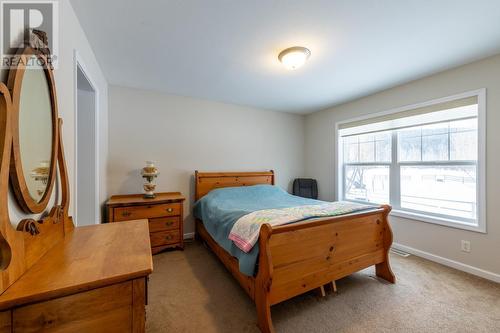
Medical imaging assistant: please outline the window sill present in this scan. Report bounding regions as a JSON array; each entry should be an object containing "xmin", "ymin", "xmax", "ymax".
[{"xmin": 390, "ymin": 209, "xmax": 486, "ymax": 233}]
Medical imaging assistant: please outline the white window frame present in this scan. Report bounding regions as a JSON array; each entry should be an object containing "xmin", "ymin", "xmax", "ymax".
[{"xmin": 335, "ymin": 89, "xmax": 486, "ymax": 233}]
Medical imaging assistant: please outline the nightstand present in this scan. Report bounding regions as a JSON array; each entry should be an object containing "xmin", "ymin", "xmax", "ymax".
[{"xmin": 107, "ymin": 192, "xmax": 185, "ymax": 254}]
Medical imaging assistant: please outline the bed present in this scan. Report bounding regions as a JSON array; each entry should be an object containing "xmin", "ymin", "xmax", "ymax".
[{"xmin": 194, "ymin": 170, "xmax": 395, "ymax": 333}]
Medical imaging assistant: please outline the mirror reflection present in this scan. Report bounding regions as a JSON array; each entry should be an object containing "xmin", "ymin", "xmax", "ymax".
[{"xmin": 19, "ymin": 64, "xmax": 53, "ymax": 202}]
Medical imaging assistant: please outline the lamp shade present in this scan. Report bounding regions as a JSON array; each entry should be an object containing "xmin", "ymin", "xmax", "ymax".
[{"xmin": 278, "ymin": 46, "xmax": 311, "ymax": 70}]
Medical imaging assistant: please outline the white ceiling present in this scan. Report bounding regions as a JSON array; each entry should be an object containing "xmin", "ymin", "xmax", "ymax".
[{"xmin": 70, "ymin": 0, "xmax": 500, "ymax": 114}]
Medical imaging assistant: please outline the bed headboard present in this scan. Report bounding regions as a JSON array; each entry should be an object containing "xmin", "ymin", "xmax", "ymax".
[{"xmin": 194, "ymin": 170, "xmax": 275, "ymax": 201}]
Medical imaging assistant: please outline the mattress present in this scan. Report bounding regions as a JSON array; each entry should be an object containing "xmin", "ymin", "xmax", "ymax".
[{"xmin": 193, "ymin": 185, "xmax": 326, "ymax": 276}]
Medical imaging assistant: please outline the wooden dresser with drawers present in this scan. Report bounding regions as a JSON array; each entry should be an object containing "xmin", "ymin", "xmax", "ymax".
[{"xmin": 107, "ymin": 192, "xmax": 186, "ymax": 254}]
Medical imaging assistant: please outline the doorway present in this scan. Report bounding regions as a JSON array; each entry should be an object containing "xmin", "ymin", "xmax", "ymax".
[{"xmin": 75, "ymin": 53, "xmax": 99, "ymax": 226}]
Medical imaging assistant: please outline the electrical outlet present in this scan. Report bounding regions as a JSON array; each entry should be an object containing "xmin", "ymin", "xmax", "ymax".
[{"xmin": 461, "ymin": 240, "xmax": 471, "ymax": 253}]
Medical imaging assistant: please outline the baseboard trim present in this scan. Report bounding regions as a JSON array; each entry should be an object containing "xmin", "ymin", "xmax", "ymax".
[
  {"xmin": 392, "ymin": 242, "xmax": 500, "ymax": 283},
  {"xmin": 183, "ymin": 232, "xmax": 195, "ymax": 240}
]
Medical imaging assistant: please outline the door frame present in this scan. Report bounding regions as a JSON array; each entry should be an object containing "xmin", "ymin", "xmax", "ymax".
[{"xmin": 73, "ymin": 49, "xmax": 100, "ymax": 225}]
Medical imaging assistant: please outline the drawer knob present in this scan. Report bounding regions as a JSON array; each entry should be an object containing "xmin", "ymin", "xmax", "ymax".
[
  {"xmin": 166, "ymin": 221, "xmax": 174, "ymax": 226},
  {"xmin": 166, "ymin": 208, "xmax": 173, "ymax": 213},
  {"xmin": 122, "ymin": 211, "xmax": 131, "ymax": 217},
  {"xmin": 165, "ymin": 235, "xmax": 173, "ymax": 240}
]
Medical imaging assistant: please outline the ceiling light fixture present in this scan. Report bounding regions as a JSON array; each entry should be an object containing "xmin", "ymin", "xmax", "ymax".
[{"xmin": 278, "ymin": 46, "xmax": 311, "ymax": 70}]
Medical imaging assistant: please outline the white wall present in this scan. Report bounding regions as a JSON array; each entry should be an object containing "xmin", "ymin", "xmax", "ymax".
[
  {"xmin": 1, "ymin": 0, "xmax": 108, "ymax": 224},
  {"xmin": 59, "ymin": 0, "xmax": 108, "ymax": 222},
  {"xmin": 305, "ymin": 54, "xmax": 500, "ymax": 278},
  {"xmin": 108, "ymin": 85, "xmax": 305, "ymax": 233}
]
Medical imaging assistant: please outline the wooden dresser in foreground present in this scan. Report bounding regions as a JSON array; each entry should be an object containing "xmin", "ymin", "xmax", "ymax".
[
  {"xmin": 0, "ymin": 220, "xmax": 153, "ymax": 333},
  {"xmin": 107, "ymin": 192, "xmax": 186, "ymax": 254},
  {"xmin": 0, "ymin": 46, "xmax": 153, "ymax": 332}
]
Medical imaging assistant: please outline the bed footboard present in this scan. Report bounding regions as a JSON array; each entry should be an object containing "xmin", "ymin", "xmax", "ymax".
[
  {"xmin": 255, "ymin": 205, "xmax": 395, "ymax": 332},
  {"xmin": 195, "ymin": 206, "xmax": 395, "ymax": 333}
]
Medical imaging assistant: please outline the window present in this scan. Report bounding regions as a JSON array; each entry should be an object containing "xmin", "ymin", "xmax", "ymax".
[
  {"xmin": 337, "ymin": 90, "xmax": 486, "ymax": 232},
  {"xmin": 342, "ymin": 132, "xmax": 391, "ymax": 204}
]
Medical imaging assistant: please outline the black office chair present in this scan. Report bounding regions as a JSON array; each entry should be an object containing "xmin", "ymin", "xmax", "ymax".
[{"xmin": 292, "ymin": 178, "xmax": 318, "ymax": 199}]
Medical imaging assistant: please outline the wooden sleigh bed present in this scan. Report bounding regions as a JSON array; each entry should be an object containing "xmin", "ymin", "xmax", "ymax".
[{"xmin": 194, "ymin": 170, "xmax": 395, "ymax": 333}]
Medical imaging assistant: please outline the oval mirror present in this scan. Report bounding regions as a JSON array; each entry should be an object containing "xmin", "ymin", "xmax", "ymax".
[
  {"xmin": 19, "ymin": 65, "xmax": 53, "ymax": 202},
  {"xmin": 9, "ymin": 50, "xmax": 58, "ymax": 214}
]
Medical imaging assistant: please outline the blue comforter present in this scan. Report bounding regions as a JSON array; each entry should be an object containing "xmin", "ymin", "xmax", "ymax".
[{"xmin": 193, "ymin": 185, "xmax": 325, "ymax": 276}]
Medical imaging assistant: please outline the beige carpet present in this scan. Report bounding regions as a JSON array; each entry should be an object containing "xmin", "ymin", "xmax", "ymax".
[{"xmin": 146, "ymin": 241, "xmax": 500, "ymax": 333}]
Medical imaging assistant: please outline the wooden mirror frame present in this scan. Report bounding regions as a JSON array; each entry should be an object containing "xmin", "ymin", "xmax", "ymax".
[
  {"xmin": 7, "ymin": 47, "xmax": 59, "ymax": 214},
  {"xmin": 0, "ymin": 46, "xmax": 73, "ymax": 294}
]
